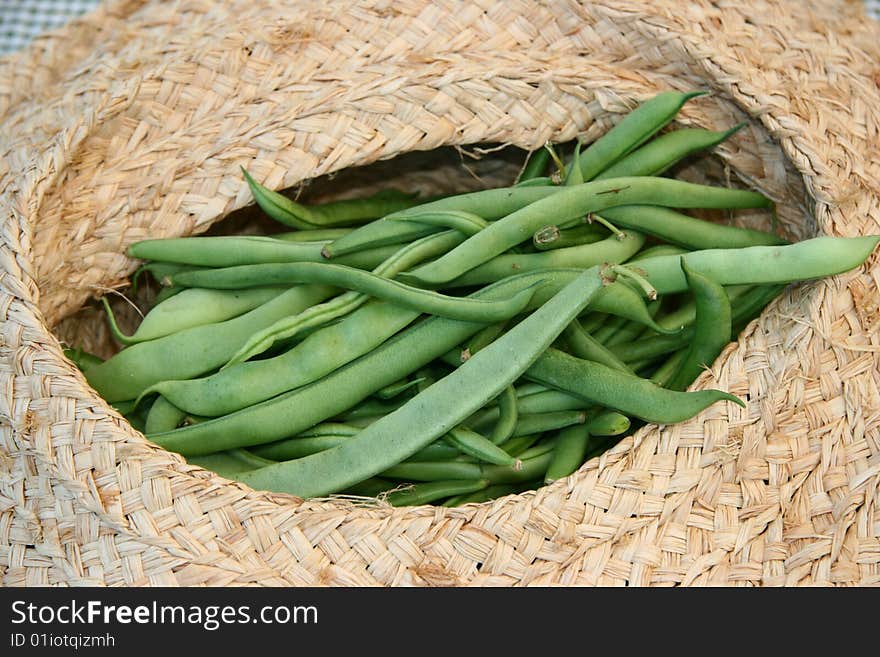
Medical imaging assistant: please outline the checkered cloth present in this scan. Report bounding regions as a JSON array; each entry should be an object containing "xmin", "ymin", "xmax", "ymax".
[{"xmin": 1, "ymin": 1, "xmax": 879, "ymax": 55}]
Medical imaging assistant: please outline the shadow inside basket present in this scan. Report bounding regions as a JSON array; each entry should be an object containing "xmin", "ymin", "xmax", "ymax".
[{"xmin": 55, "ymin": 136, "xmax": 801, "ymax": 508}]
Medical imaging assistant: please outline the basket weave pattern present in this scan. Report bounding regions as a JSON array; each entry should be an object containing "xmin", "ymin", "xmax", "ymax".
[{"xmin": 1, "ymin": 0, "xmax": 879, "ymax": 586}]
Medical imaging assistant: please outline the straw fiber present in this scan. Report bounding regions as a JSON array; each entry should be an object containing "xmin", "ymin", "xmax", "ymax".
[{"xmin": 1, "ymin": 0, "xmax": 879, "ymax": 586}]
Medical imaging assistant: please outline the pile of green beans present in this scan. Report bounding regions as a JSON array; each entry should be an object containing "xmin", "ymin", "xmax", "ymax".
[{"xmin": 67, "ymin": 90, "xmax": 880, "ymax": 508}]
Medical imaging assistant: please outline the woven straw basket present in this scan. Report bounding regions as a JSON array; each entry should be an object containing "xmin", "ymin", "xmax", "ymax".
[{"xmin": 2, "ymin": 0, "xmax": 880, "ymax": 587}]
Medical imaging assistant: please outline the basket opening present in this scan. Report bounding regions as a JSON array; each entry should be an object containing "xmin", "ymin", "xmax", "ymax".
[{"xmin": 55, "ymin": 133, "xmax": 794, "ymax": 507}]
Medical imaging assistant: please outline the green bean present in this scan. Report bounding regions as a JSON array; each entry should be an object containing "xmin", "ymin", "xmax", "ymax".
[
  {"xmin": 297, "ymin": 422, "xmax": 361, "ymax": 438},
  {"xmin": 533, "ymin": 224, "xmax": 606, "ymax": 251},
  {"xmin": 467, "ymin": 389, "xmax": 589, "ymax": 433},
  {"xmin": 586, "ymin": 410, "xmax": 631, "ymax": 436},
  {"xmin": 545, "ymin": 425, "xmax": 591, "ymax": 483},
  {"xmin": 488, "ymin": 385, "xmax": 518, "ymax": 445},
  {"xmin": 153, "ymin": 286, "xmax": 183, "ymax": 304},
  {"xmin": 628, "ymin": 244, "xmax": 689, "ymax": 261},
  {"xmin": 273, "ymin": 228, "xmax": 352, "ymax": 242},
  {"xmin": 511, "ymin": 410, "xmax": 587, "ymax": 437},
  {"xmin": 243, "ymin": 168, "xmax": 421, "ymax": 228},
  {"xmin": 518, "ymin": 146, "xmax": 552, "ymax": 183},
  {"xmin": 514, "ymin": 176, "xmax": 555, "ymax": 188},
  {"xmin": 64, "ymin": 347, "xmax": 104, "ymax": 374},
  {"xmin": 525, "ymin": 347, "xmax": 744, "ymax": 424},
  {"xmin": 563, "ymin": 319, "xmax": 634, "ymax": 373},
  {"xmin": 649, "ymin": 349, "xmax": 689, "ymax": 388},
  {"xmin": 444, "ymin": 426, "xmax": 517, "ymax": 467},
  {"xmin": 222, "ymin": 230, "xmax": 467, "ymax": 364},
  {"xmin": 323, "ymin": 185, "xmax": 560, "ymax": 258},
  {"xmin": 227, "ymin": 262, "xmax": 610, "ymax": 495},
  {"xmin": 575, "ymin": 90, "xmax": 707, "ymax": 181},
  {"xmin": 592, "ymin": 315, "xmax": 630, "ymax": 346},
  {"xmin": 86, "ymin": 284, "xmax": 338, "ymax": 402},
  {"xmin": 443, "ymin": 229, "xmax": 647, "ymax": 287},
  {"xmin": 128, "ymin": 235, "xmax": 400, "ymax": 268},
  {"xmin": 187, "ymin": 448, "xmax": 277, "ymax": 479},
  {"xmin": 375, "ymin": 377, "xmax": 425, "ymax": 400},
  {"xmin": 407, "ymin": 441, "xmax": 466, "ymax": 462},
  {"xmin": 602, "ymin": 300, "xmax": 662, "ymax": 348},
  {"xmin": 665, "ymin": 261, "xmax": 732, "ymax": 391},
  {"xmin": 599, "ymin": 205, "xmax": 787, "ymax": 250},
  {"xmin": 497, "ymin": 434, "xmax": 543, "ymax": 458},
  {"xmin": 148, "ymin": 271, "xmax": 562, "ymax": 457},
  {"xmin": 633, "ymin": 236, "xmax": 880, "ymax": 293},
  {"xmin": 386, "ymin": 479, "xmax": 490, "ymax": 507},
  {"xmin": 387, "ymin": 209, "xmax": 489, "ymax": 236},
  {"xmin": 171, "ymin": 261, "xmax": 542, "ymax": 326},
  {"xmin": 382, "ymin": 448, "xmax": 555, "ymax": 485},
  {"xmin": 250, "ymin": 434, "xmax": 352, "ymax": 460},
  {"xmin": 401, "ymin": 177, "xmax": 772, "ymax": 286},
  {"xmin": 594, "ymin": 124, "xmax": 745, "ymax": 180},
  {"xmin": 140, "ymin": 299, "xmax": 419, "ymax": 416},
  {"xmin": 145, "ymin": 396, "xmax": 187, "ymax": 434},
  {"xmin": 103, "ymin": 286, "xmax": 286, "ymax": 345}
]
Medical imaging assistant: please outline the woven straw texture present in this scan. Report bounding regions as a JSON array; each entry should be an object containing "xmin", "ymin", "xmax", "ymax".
[{"xmin": 1, "ymin": 0, "xmax": 880, "ymax": 587}]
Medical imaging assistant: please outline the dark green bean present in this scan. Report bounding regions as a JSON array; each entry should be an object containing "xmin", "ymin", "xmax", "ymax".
[
  {"xmin": 87, "ymin": 284, "xmax": 338, "ymax": 402},
  {"xmin": 401, "ymin": 177, "xmax": 772, "ymax": 286},
  {"xmin": 575, "ymin": 90, "xmax": 707, "ymax": 181},
  {"xmin": 544, "ymin": 425, "xmax": 590, "ymax": 483},
  {"xmin": 665, "ymin": 261, "xmax": 732, "ymax": 391},
  {"xmin": 525, "ymin": 347, "xmax": 744, "ymax": 424},
  {"xmin": 323, "ymin": 185, "xmax": 561, "ymax": 258},
  {"xmin": 593, "ymin": 124, "xmax": 745, "ymax": 180},
  {"xmin": 243, "ymin": 168, "xmax": 421, "ymax": 228}
]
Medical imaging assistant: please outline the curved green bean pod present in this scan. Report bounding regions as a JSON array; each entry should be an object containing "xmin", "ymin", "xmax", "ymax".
[
  {"xmin": 575, "ymin": 90, "xmax": 707, "ymax": 181},
  {"xmin": 148, "ymin": 270, "xmax": 572, "ymax": 457},
  {"xmin": 386, "ymin": 479, "xmax": 490, "ymax": 507},
  {"xmin": 187, "ymin": 449, "xmax": 277, "ymax": 479},
  {"xmin": 171, "ymin": 261, "xmax": 542, "ymax": 326},
  {"xmin": 140, "ymin": 299, "xmax": 420, "ymax": 417},
  {"xmin": 250, "ymin": 434, "xmax": 352, "ymax": 460},
  {"xmin": 665, "ymin": 261, "xmax": 732, "ymax": 391},
  {"xmin": 86, "ymin": 284, "xmax": 338, "ymax": 402},
  {"xmin": 634, "ymin": 235, "xmax": 880, "ymax": 293},
  {"xmin": 387, "ymin": 209, "xmax": 489, "ymax": 236},
  {"xmin": 488, "ymin": 385, "xmax": 518, "ymax": 445},
  {"xmin": 525, "ymin": 347, "xmax": 744, "ymax": 424},
  {"xmin": 586, "ymin": 410, "xmax": 631, "ymax": 436},
  {"xmin": 223, "ymin": 230, "xmax": 467, "ymax": 365},
  {"xmin": 103, "ymin": 286, "xmax": 286, "ymax": 345},
  {"xmin": 145, "ymin": 396, "xmax": 187, "ymax": 434},
  {"xmin": 381, "ymin": 448, "xmax": 555, "ymax": 485},
  {"xmin": 444, "ymin": 229, "xmax": 647, "ymax": 288},
  {"xmin": 511, "ymin": 410, "xmax": 587, "ymax": 437},
  {"xmin": 545, "ymin": 425, "xmax": 591, "ymax": 483},
  {"xmin": 649, "ymin": 349, "xmax": 689, "ymax": 388},
  {"xmin": 563, "ymin": 319, "xmax": 634, "ymax": 373},
  {"xmin": 64, "ymin": 347, "xmax": 104, "ymax": 374},
  {"xmin": 225, "ymin": 263, "xmax": 609, "ymax": 495},
  {"xmin": 243, "ymin": 168, "xmax": 421, "ymax": 228},
  {"xmin": 273, "ymin": 228, "xmax": 352, "ymax": 242},
  {"xmin": 518, "ymin": 146, "xmax": 552, "ymax": 183},
  {"xmin": 533, "ymin": 224, "xmax": 606, "ymax": 251},
  {"xmin": 594, "ymin": 124, "xmax": 745, "ymax": 180},
  {"xmin": 401, "ymin": 176, "xmax": 772, "ymax": 286},
  {"xmin": 445, "ymin": 426, "xmax": 517, "ymax": 467},
  {"xmin": 323, "ymin": 185, "xmax": 560, "ymax": 258},
  {"xmin": 128, "ymin": 235, "xmax": 400, "ymax": 269},
  {"xmin": 599, "ymin": 205, "xmax": 787, "ymax": 250}
]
